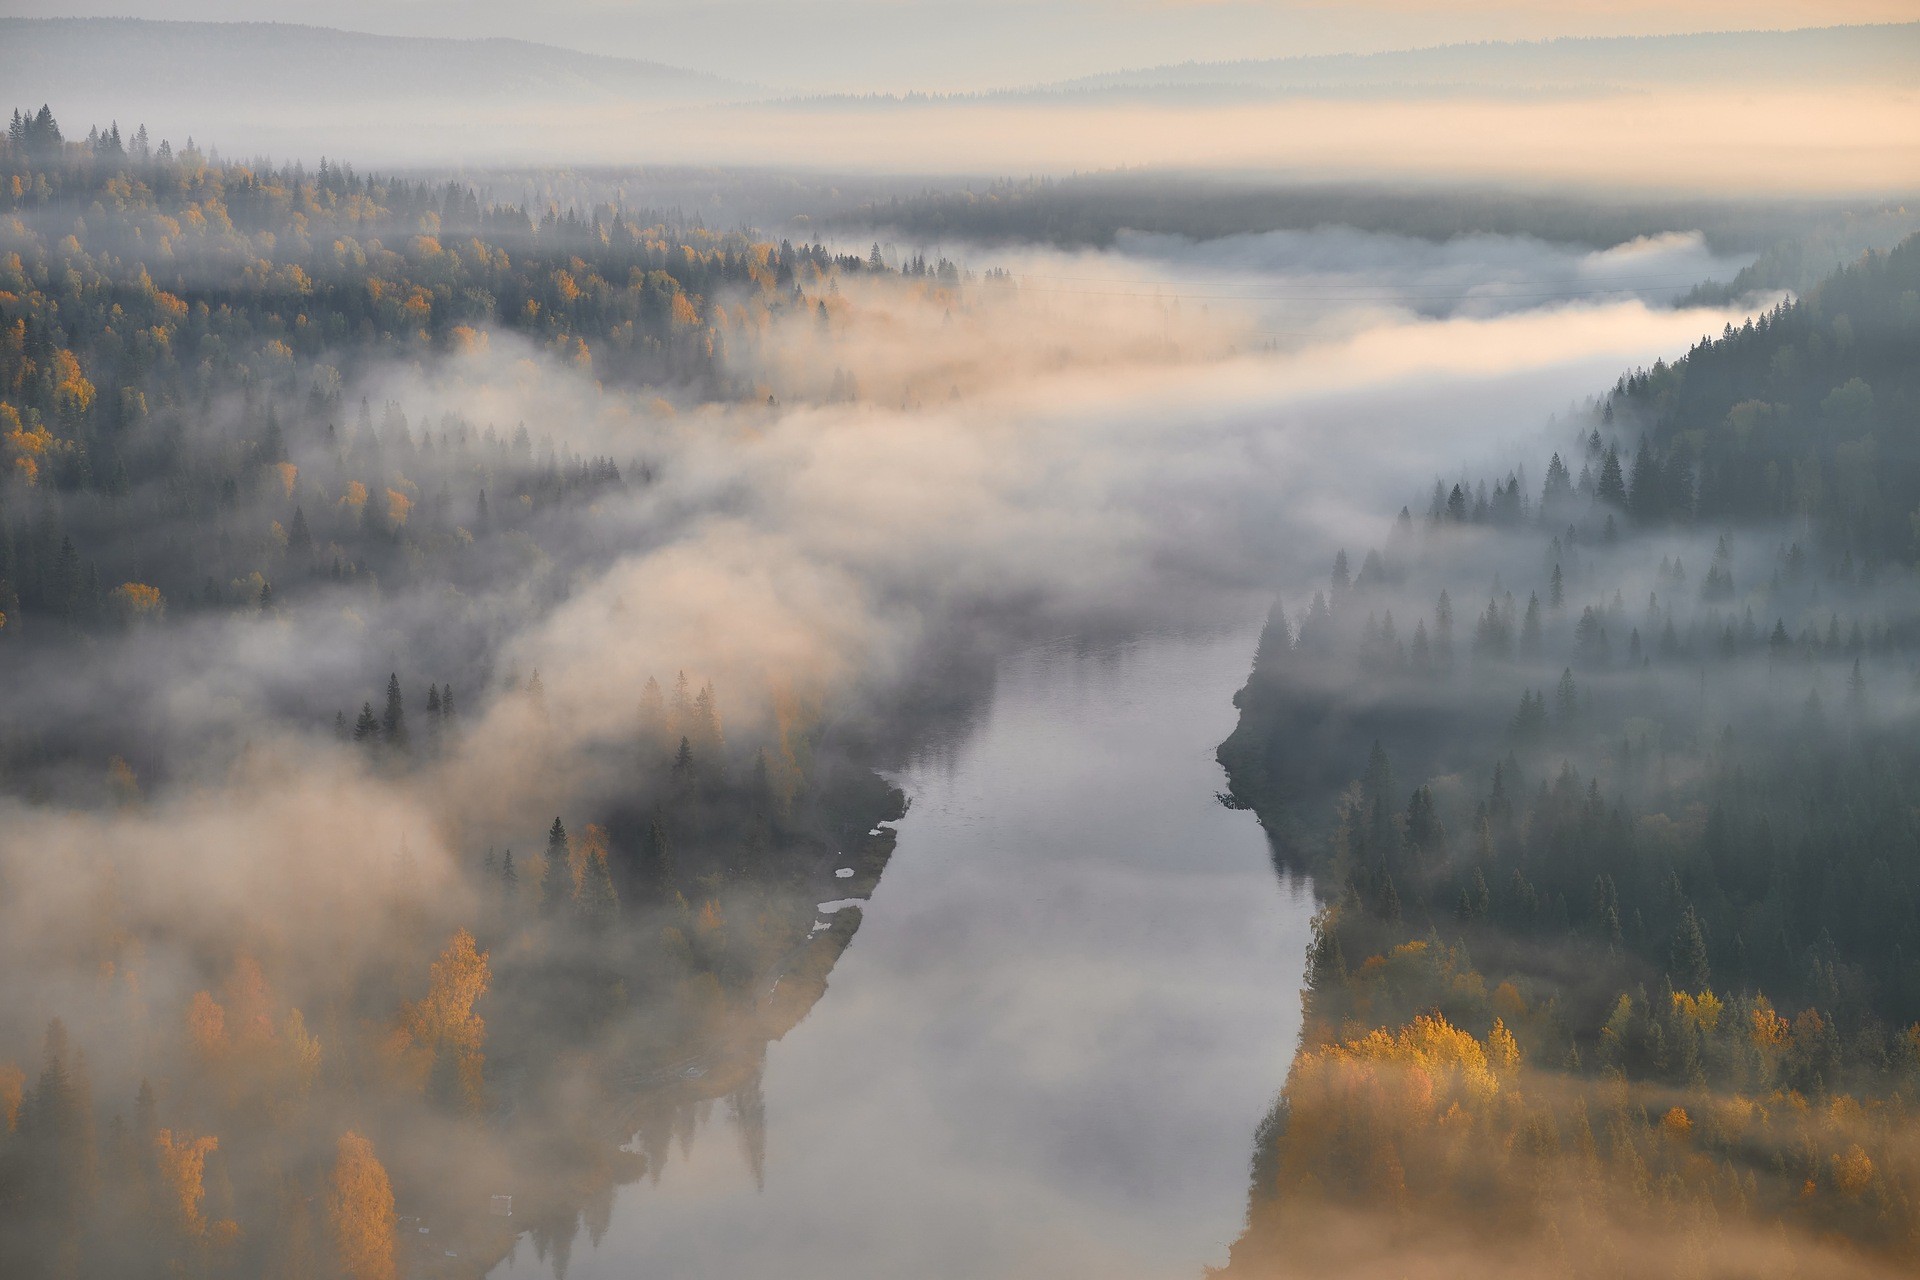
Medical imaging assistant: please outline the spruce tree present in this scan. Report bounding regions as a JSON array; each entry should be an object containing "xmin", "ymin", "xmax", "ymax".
[
  {"xmin": 642, "ymin": 816, "xmax": 675, "ymax": 896},
  {"xmin": 1670, "ymin": 905, "xmax": 1711, "ymax": 992},
  {"xmin": 288, "ymin": 506, "xmax": 313, "ymax": 557},
  {"xmin": 1596, "ymin": 444, "xmax": 1627, "ymax": 506},
  {"xmin": 382, "ymin": 674, "xmax": 407, "ymax": 749},
  {"xmin": 540, "ymin": 818, "xmax": 568, "ymax": 914}
]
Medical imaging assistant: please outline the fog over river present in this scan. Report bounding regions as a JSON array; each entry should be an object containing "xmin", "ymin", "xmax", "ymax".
[
  {"xmin": 479, "ymin": 227, "xmax": 1776, "ymax": 1280},
  {"xmin": 492, "ymin": 625, "xmax": 1314, "ymax": 1279}
]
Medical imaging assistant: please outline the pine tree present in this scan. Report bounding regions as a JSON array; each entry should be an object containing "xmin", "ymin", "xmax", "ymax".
[
  {"xmin": 353, "ymin": 703, "xmax": 380, "ymax": 744},
  {"xmin": 1627, "ymin": 437, "xmax": 1660, "ymax": 520},
  {"xmin": 499, "ymin": 850, "xmax": 518, "ymax": 914},
  {"xmin": 1433, "ymin": 590, "xmax": 1454, "ymax": 669},
  {"xmin": 1404, "ymin": 786, "xmax": 1444, "ymax": 860},
  {"xmin": 1670, "ymin": 905, "xmax": 1711, "ymax": 992},
  {"xmin": 381, "ymin": 674, "xmax": 407, "ymax": 750},
  {"xmin": 691, "ymin": 680, "xmax": 725, "ymax": 761},
  {"xmin": 288, "ymin": 507, "xmax": 313, "ymax": 557},
  {"xmin": 1596, "ymin": 444, "xmax": 1627, "ymax": 506},
  {"xmin": 540, "ymin": 818, "xmax": 568, "ymax": 914},
  {"xmin": 1555, "ymin": 668, "xmax": 1578, "ymax": 722},
  {"xmin": 641, "ymin": 816, "xmax": 675, "ymax": 896},
  {"xmin": 572, "ymin": 824, "xmax": 618, "ymax": 932}
]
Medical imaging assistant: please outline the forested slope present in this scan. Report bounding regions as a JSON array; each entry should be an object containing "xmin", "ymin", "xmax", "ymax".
[
  {"xmin": 0, "ymin": 109, "xmax": 928, "ymax": 1278},
  {"xmin": 1220, "ymin": 235, "xmax": 1920, "ymax": 1277}
]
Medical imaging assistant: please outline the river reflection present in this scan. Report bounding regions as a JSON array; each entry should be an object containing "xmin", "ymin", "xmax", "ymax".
[{"xmin": 490, "ymin": 624, "xmax": 1315, "ymax": 1279}]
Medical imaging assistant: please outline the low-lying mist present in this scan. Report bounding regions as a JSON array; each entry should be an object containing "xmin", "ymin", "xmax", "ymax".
[
  {"xmin": 0, "ymin": 224, "xmax": 1769, "ymax": 980},
  {"xmin": 0, "ymin": 156, "xmax": 1795, "ymax": 1275}
]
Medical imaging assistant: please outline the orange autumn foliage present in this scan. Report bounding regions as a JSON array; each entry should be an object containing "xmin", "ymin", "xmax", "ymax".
[
  {"xmin": 2, "ymin": 402, "xmax": 59, "ymax": 484},
  {"xmin": 0, "ymin": 1062, "xmax": 22, "ymax": 1131},
  {"xmin": 49, "ymin": 347, "xmax": 94, "ymax": 419},
  {"xmin": 188, "ymin": 990, "xmax": 228, "ymax": 1061},
  {"xmin": 155, "ymin": 1128, "xmax": 219, "ymax": 1235},
  {"xmin": 389, "ymin": 929, "xmax": 490, "ymax": 1108},
  {"xmin": 326, "ymin": 1132, "xmax": 396, "ymax": 1280},
  {"xmin": 111, "ymin": 582, "xmax": 166, "ymax": 621},
  {"xmin": 222, "ymin": 954, "xmax": 276, "ymax": 1049}
]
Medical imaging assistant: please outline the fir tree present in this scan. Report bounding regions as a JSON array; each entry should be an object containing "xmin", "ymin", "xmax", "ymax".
[
  {"xmin": 1596, "ymin": 444, "xmax": 1627, "ymax": 506},
  {"xmin": 540, "ymin": 818, "xmax": 568, "ymax": 914},
  {"xmin": 1670, "ymin": 904, "xmax": 1711, "ymax": 991},
  {"xmin": 382, "ymin": 674, "xmax": 407, "ymax": 750}
]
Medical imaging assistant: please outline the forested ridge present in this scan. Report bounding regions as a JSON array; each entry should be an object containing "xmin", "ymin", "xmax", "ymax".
[
  {"xmin": 836, "ymin": 169, "xmax": 1912, "ymax": 260},
  {"xmin": 0, "ymin": 105, "xmax": 973, "ymax": 789},
  {"xmin": 0, "ymin": 108, "xmax": 929, "ymax": 1278},
  {"xmin": 1220, "ymin": 234, "xmax": 1920, "ymax": 1276}
]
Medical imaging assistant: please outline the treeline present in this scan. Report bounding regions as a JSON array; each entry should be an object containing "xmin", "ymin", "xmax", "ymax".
[
  {"xmin": 0, "ymin": 105, "xmax": 979, "ymax": 798},
  {"xmin": 0, "ymin": 659, "xmax": 904, "ymax": 1278},
  {"xmin": 1611, "ymin": 234, "xmax": 1920, "ymax": 551},
  {"xmin": 0, "ymin": 111, "xmax": 922, "ymax": 1276},
  {"xmin": 835, "ymin": 170, "xmax": 1878, "ymax": 253},
  {"xmin": 1220, "ymin": 235, "xmax": 1920, "ymax": 1276}
]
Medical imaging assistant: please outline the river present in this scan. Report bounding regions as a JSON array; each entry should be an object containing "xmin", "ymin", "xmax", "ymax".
[{"xmin": 490, "ymin": 622, "xmax": 1317, "ymax": 1279}]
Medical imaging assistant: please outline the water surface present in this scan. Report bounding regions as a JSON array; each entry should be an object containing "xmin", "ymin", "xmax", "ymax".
[{"xmin": 493, "ymin": 624, "xmax": 1316, "ymax": 1279}]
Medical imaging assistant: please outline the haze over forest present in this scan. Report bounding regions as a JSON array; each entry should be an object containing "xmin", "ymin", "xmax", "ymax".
[
  {"xmin": 3, "ymin": 16, "xmax": 1917, "ymax": 182},
  {"xmin": 1, "ymin": 8, "xmax": 1919, "ymax": 1280}
]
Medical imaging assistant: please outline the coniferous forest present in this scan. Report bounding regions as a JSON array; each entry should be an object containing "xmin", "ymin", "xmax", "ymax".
[
  {"xmin": 2, "ymin": 12, "xmax": 1917, "ymax": 1280},
  {"xmin": 0, "ymin": 108, "xmax": 925, "ymax": 1277},
  {"xmin": 1219, "ymin": 233, "xmax": 1920, "ymax": 1278}
]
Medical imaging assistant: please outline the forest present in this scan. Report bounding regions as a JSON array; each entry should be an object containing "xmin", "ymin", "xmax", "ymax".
[
  {"xmin": 0, "ymin": 106, "xmax": 945, "ymax": 1277},
  {"xmin": 833, "ymin": 169, "xmax": 1918, "ymax": 266},
  {"xmin": 1218, "ymin": 233, "xmax": 1920, "ymax": 1276},
  {"xmin": 3, "ymin": 54, "xmax": 1917, "ymax": 1276}
]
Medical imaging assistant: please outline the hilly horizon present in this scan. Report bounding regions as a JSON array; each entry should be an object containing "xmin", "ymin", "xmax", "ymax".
[
  {"xmin": 6, "ymin": 5, "xmax": 1920, "ymax": 1280},
  {"xmin": 1022, "ymin": 22, "xmax": 1920, "ymax": 99},
  {"xmin": 10, "ymin": 16, "xmax": 1917, "ymax": 120},
  {"xmin": 0, "ymin": 17, "xmax": 753, "ymax": 125}
]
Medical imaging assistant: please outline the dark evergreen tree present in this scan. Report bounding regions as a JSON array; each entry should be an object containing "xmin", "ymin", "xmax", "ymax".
[
  {"xmin": 383, "ymin": 673, "xmax": 408, "ymax": 750},
  {"xmin": 540, "ymin": 817, "xmax": 569, "ymax": 915},
  {"xmin": 1669, "ymin": 905, "xmax": 1711, "ymax": 991}
]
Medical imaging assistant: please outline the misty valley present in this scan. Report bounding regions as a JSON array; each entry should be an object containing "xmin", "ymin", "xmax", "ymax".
[{"xmin": 1, "ymin": 14, "xmax": 1918, "ymax": 1279}]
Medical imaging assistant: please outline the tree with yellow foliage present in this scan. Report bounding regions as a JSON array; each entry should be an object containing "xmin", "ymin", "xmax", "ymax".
[
  {"xmin": 325, "ymin": 1132, "xmax": 396, "ymax": 1280},
  {"xmin": 0, "ymin": 1061, "xmax": 22, "ymax": 1131},
  {"xmin": 390, "ymin": 928, "xmax": 490, "ymax": 1112},
  {"xmin": 108, "ymin": 583, "xmax": 164, "ymax": 624},
  {"xmin": 154, "ymin": 1128, "xmax": 218, "ymax": 1236}
]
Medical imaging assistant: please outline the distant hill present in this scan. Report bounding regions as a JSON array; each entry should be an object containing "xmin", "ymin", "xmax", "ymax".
[
  {"xmin": 1035, "ymin": 24, "xmax": 1920, "ymax": 100},
  {"xmin": 0, "ymin": 18, "xmax": 749, "ymax": 136}
]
